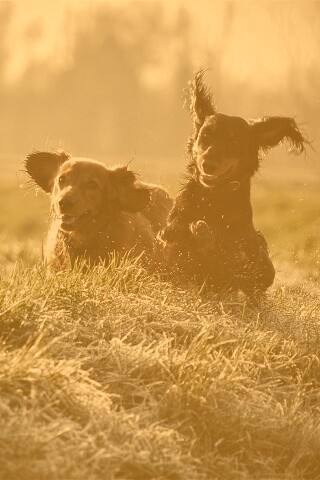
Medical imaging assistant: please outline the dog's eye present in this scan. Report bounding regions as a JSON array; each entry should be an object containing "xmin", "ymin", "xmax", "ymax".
[
  {"xmin": 58, "ymin": 175, "xmax": 66, "ymax": 186},
  {"xmin": 86, "ymin": 181, "xmax": 98, "ymax": 190}
]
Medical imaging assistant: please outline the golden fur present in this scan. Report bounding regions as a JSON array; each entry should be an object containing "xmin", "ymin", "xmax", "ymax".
[{"xmin": 25, "ymin": 151, "xmax": 173, "ymax": 269}]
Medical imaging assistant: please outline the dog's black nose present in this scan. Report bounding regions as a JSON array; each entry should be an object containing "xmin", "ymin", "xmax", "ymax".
[
  {"xmin": 202, "ymin": 158, "xmax": 218, "ymax": 175},
  {"xmin": 59, "ymin": 196, "xmax": 75, "ymax": 213}
]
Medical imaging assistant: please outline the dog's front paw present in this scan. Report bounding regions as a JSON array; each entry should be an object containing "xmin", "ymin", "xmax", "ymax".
[
  {"xmin": 157, "ymin": 221, "xmax": 189, "ymax": 244},
  {"xmin": 157, "ymin": 228, "xmax": 167, "ymax": 245},
  {"xmin": 157, "ymin": 225, "xmax": 176, "ymax": 244},
  {"xmin": 189, "ymin": 220, "xmax": 215, "ymax": 245}
]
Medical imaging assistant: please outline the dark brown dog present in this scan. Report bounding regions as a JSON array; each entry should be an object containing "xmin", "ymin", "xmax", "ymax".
[
  {"xmin": 25, "ymin": 151, "xmax": 173, "ymax": 270},
  {"xmin": 159, "ymin": 71, "xmax": 307, "ymax": 297}
]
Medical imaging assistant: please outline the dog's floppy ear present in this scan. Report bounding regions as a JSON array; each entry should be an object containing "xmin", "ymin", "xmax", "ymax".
[
  {"xmin": 110, "ymin": 165, "xmax": 151, "ymax": 213},
  {"xmin": 24, "ymin": 150, "xmax": 70, "ymax": 192},
  {"xmin": 250, "ymin": 117, "xmax": 306, "ymax": 154},
  {"xmin": 189, "ymin": 70, "xmax": 215, "ymax": 129}
]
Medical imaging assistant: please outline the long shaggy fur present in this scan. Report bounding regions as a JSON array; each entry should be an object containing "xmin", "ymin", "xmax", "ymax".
[
  {"xmin": 25, "ymin": 151, "xmax": 173, "ymax": 270},
  {"xmin": 187, "ymin": 70, "xmax": 216, "ymax": 156},
  {"xmin": 250, "ymin": 116, "xmax": 306, "ymax": 154},
  {"xmin": 159, "ymin": 71, "xmax": 308, "ymax": 297}
]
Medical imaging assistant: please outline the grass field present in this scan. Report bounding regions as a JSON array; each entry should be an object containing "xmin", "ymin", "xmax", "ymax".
[{"xmin": 1, "ymin": 154, "xmax": 320, "ymax": 479}]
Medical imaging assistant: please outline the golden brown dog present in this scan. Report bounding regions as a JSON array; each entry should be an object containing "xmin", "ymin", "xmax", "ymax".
[{"xmin": 25, "ymin": 150, "xmax": 173, "ymax": 269}]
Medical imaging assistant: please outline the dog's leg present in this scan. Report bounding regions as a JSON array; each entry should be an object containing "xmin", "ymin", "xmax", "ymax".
[
  {"xmin": 236, "ymin": 232, "xmax": 275, "ymax": 299},
  {"xmin": 157, "ymin": 220, "xmax": 191, "ymax": 244}
]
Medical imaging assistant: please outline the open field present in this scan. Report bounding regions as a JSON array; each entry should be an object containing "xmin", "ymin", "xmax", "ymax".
[
  {"xmin": 1, "ymin": 154, "xmax": 320, "ymax": 479},
  {"xmin": 1, "ymin": 1, "xmax": 320, "ymax": 478}
]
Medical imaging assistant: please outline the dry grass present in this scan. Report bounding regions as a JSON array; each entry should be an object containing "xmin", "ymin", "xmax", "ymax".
[
  {"xmin": 1, "ymin": 252, "xmax": 320, "ymax": 479},
  {"xmin": 1, "ymin": 164, "xmax": 320, "ymax": 479}
]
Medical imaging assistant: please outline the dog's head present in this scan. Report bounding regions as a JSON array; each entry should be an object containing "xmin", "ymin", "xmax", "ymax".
[
  {"xmin": 25, "ymin": 151, "xmax": 150, "ymax": 233},
  {"xmin": 188, "ymin": 70, "xmax": 307, "ymax": 188}
]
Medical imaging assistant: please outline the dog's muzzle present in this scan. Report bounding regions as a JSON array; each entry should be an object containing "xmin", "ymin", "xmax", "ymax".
[{"xmin": 59, "ymin": 211, "xmax": 91, "ymax": 231}]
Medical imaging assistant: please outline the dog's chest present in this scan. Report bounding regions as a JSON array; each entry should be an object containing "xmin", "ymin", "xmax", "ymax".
[
  {"xmin": 196, "ymin": 196, "xmax": 239, "ymax": 226},
  {"xmin": 195, "ymin": 192, "xmax": 248, "ymax": 227}
]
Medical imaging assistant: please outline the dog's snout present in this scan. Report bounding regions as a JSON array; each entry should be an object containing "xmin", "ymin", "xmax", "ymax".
[
  {"xmin": 59, "ymin": 196, "xmax": 75, "ymax": 213},
  {"xmin": 201, "ymin": 158, "xmax": 218, "ymax": 175}
]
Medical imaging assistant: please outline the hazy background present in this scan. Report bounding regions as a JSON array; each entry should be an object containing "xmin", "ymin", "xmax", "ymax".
[
  {"xmin": 1, "ymin": 1, "xmax": 319, "ymax": 174},
  {"xmin": 1, "ymin": 0, "xmax": 320, "ymax": 272}
]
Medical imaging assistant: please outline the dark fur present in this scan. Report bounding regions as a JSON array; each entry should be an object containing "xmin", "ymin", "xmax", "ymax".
[{"xmin": 159, "ymin": 71, "xmax": 307, "ymax": 296}]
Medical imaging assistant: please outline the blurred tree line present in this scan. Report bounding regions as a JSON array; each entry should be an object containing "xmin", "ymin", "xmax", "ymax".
[
  {"xmin": 0, "ymin": 3, "xmax": 192, "ymax": 159},
  {"xmin": 0, "ymin": 1, "xmax": 319, "ymax": 163}
]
